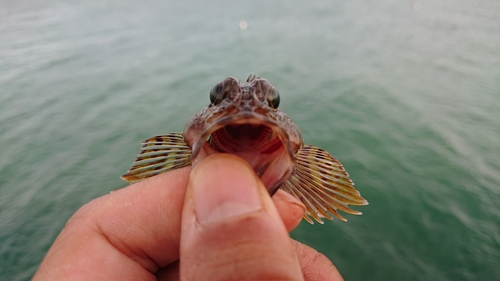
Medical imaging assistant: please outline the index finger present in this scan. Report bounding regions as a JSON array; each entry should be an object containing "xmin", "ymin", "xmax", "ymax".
[{"xmin": 32, "ymin": 167, "xmax": 191, "ymax": 280}]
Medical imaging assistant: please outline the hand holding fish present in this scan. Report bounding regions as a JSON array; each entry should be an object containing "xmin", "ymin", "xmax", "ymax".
[{"xmin": 33, "ymin": 154, "xmax": 343, "ymax": 280}]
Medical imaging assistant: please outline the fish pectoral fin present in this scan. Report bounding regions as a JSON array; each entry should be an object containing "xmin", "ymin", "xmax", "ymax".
[
  {"xmin": 280, "ymin": 144, "xmax": 368, "ymax": 224},
  {"xmin": 121, "ymin": 133, "xmax": 192, "ymax": 183}
]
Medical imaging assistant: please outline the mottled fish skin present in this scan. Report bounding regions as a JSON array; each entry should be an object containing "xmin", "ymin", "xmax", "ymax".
[{"xmin": 122, "ymin": 75, "xmax": 368, "ymax": 224}]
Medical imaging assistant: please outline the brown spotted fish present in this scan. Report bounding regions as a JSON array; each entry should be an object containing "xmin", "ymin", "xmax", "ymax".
[{"xmin": 122, "ymin": 75, "xmax": 368, "ymax": 224}]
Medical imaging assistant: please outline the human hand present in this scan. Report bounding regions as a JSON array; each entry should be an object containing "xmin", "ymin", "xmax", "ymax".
[{"xmin": 32, "ymin": 154, "xmax": 343, "ymax": 280}]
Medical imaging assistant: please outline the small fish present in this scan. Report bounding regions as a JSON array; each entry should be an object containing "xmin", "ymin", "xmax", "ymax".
[{"xmin": 122, "ymin": 75, "xmax": 368, "ymax": 224}]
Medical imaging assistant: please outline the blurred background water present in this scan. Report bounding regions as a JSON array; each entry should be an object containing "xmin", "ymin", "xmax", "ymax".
[{"xmin": 1, "ymin": 0, "xmax": 499, "ymax": 280}]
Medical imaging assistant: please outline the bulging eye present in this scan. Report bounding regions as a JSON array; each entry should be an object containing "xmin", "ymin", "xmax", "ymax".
[
  {"xmin": 210, "ymin": 83, "xmax": 224, "ymax": 105},
  {"xmin": 268, "ymin": 87, "xmax": 280, "ymax": 109}
]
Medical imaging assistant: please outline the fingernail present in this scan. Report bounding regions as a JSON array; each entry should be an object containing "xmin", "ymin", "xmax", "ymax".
[
  {"xmin": 190, "ymin": 155, "xmax": 262, "ymax": 224},
  {"xmin": 274, "ymin": 190, "xmax": 306, "ymax": 214}
]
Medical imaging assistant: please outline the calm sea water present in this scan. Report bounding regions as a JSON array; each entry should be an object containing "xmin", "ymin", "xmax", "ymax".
[{"xmin": 1, "ymin": 0, "xmax": 499, "ymax": 280}]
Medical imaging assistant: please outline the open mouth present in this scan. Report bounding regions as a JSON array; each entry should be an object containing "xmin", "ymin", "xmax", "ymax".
[
  {"xmin": 209, "ymin": 124, "xmax": 283, "ymax": 155},
  {"xmin": 190, "ymin": 115, "xmax": 296, "ymax": 194}
]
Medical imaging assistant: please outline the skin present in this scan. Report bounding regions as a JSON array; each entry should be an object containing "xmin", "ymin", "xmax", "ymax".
[{"xmin": 32, "ymin": 154, "xmax": 344, "ymax": 281}]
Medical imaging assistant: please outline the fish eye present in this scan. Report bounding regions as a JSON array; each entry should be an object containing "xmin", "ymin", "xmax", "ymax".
[
  {"xmin": 268, "ymin": 87, "xmax": 280, "ymax": 109},
  {"xmin": 210, "ymin": 83, "xmax": 224, "ymax": 105}
]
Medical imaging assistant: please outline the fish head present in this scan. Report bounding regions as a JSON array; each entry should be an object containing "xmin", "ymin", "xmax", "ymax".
[{"xmin": 183, "ymin": 75, "xmax": 303, "ymax": 194}]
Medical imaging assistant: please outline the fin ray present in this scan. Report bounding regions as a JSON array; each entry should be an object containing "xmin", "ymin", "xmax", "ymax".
[
  {"xmin": 122, "ymin": 133, "xmax": 192, "ymax": 183},
  {"xmin": 281, "ymin": 144, "xmax": 368, "ymax": 224}
]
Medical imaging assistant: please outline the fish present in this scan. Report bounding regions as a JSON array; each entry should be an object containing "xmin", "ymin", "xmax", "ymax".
[{"xmin": 122, "ymin": 75, "xmax": 368, "ymax": 224}]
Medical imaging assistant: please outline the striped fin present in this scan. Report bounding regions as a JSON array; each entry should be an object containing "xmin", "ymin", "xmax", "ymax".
[
  {"xmin": 280, "ymin": 144, "xmax": 368, "ymax": 224},
  {"xmin": 121, "ymin": 133, "xmax": 192, "ymax": 183}
]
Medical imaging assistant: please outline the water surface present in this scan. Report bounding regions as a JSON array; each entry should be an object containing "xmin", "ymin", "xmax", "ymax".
[{"xmin": 1, "ymin": 0, "xmax": 499, "ymax": 280}]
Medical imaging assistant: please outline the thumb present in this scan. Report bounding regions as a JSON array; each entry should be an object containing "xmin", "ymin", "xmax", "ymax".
[{"xmin": 180, "ymin": 154, "xmax": 304, "ymax": 281}]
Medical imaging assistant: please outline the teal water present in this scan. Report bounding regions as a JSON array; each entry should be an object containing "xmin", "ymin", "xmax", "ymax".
[{"xmin": 1, "ymin": 0, "xmax": 499, "ymax": 280}]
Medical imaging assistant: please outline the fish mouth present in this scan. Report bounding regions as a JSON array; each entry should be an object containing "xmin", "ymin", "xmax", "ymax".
[{"xmin": 191, "ymin": 113, "xmax": 296, "ymax": 194}]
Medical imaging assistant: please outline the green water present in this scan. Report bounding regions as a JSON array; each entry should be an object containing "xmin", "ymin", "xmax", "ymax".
[{"xmin": 1, "ymin": 0, "xmax": 499, "ymax": 280}]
